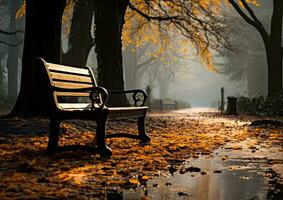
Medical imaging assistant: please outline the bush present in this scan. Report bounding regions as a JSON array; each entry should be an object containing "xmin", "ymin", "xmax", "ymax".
[{"xmin": 237, "ymin": 91, "xmax": 283, "ymax": 116}]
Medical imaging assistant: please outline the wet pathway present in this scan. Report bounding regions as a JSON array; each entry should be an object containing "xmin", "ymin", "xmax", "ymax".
[
  {"xmin": 0, "ymin": 108, "xmax": 282, "ymax": 199},
  {"xmin": 120, "ymin": 108, "xmax": 283, "ymax": 199},
  {"xmin": 121, "ymin": 151, "xmax": 282, "ymax": 200}
]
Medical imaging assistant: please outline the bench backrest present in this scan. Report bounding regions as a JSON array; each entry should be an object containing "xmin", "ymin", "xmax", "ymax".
[{"xmin": 39, "ymin": 58, "xmax": 99, "ymax": 109}]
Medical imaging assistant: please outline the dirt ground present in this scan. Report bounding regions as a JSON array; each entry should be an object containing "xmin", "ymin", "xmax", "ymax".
[{"xmin": 0, "ymin": 109, "xmax": 282, "ymax": 199}]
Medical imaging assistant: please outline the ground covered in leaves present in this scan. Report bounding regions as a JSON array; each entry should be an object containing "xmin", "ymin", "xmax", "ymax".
[{"xmin": 0, "ymin": 111, "xmax": 282, "ymax": 199}]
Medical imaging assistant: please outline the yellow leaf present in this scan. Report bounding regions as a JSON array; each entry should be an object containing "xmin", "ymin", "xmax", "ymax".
[
  {"xmin": 141, "ymin": 175, "xmax": 149, "ymax": 181},
  {"xmin": 106, "ymin": 180, "xmax": 127, "ymax": 185},
  {"xmin": 128, "ymin": 179, "xmax": 140, "ymax": 185}
]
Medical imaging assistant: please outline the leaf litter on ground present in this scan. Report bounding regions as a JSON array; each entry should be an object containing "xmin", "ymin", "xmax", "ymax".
[{"xmin": 0, "ymin": 112, "xmax": 282, "ymax": 199}]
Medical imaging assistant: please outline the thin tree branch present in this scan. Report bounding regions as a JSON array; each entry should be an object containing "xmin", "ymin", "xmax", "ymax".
[
  {"xmin": 128, "ymin": 2, "xmax": 180, "ymax": 21},
  {"xmin": 228, "ymin": 0, "xmax": 258, "ymax": 27},
  {"xmin": 240, "ymin": 0, "xmax": 262, "ymax": 26},
  {"xmin": 137, "ymin": 44, "xmax": 150, "ymax": 59},
  {"xmin": 228, "ymin": 0, "xmax": 269, "ymax": 44},
  {"xmin": 137, "ymin": 57, "xmax": 156, "ymax": 68},
  {"xmin": 0, "ymin": 29, "xmax": 24, "ymax": 35},
  {"xmin": 137, "ymin": 58, "xmax": 159, "ymax": 73},
  {"xmin": 0, "ymin": 40, "xmax": 22, "ymax": 47},
  {"xmin": 128, "ymin": 0, "xmax": 231, "ymax": 54}
]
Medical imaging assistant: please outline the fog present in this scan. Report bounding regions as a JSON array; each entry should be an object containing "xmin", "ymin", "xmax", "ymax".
[
  {"xmin": 163, "ymin": 62, "xmax": 246, "ymax": 107},
  {"xmin": 0, "ymin": 0, "xmax": 276, "ymax": 112},
  {"xmin": 123, "ymin": 0, "xmax": 273, "ymax": 108}
]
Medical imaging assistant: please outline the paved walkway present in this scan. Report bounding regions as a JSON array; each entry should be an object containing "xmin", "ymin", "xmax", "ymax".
[{"xmin": 0, "ymin": 108, "xmax": 282, "ymax": 199}]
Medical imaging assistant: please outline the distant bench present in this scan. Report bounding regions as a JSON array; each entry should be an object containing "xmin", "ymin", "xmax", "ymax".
[
  {"xmin": 149, "ymin": 99, "xmax": 178, "ymax": 111},
  {"xmin": 38, "ymin": 58, "xmax": 150, "ymax": 157}
]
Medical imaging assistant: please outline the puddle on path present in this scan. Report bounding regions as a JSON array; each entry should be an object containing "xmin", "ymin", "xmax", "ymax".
[{"xmin": 109, "ymin": 152, "xmax": 282, "ymax": 200}]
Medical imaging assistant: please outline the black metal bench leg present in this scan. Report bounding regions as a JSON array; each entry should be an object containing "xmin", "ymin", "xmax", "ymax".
[
  {"xmin": 96, "ymin": 111, "xmax": 112, "ymax": 157},
  {"xmin": 138, "ymin": 116, "xmax": 150, "ymax": 143},
  {"xmin": 46, "ymin": 118, "xmax": 60, "ymax": 155}
]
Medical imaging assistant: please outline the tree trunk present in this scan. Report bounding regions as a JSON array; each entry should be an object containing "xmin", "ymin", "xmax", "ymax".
[
  {"xmin": 247, "ymin": 66, "xmax": 267, "ymax": 97},
  {"xmin": 267, "ymin": 0, "xmax": 283, "ymax": 95},
  {"xmin": 62, "ymin": 0, "xmax": 94, "ymax": 67},
  {"xmin": 94, "ymin": 0, "xmax": 129, "ymax": 106},
  {"xmin": 6, "ymin": 0, "xmax": 21, "ymax": 101},
  {"xmin": 157, "ymin": 69, "xmax": 171, "ymax": 99},
  {"xmin": 10, "ymin": 0, "xmax": 66, "ymax": 116},
  {"xmin": 226, "ymin": 97, "xmax": 238, "ymax": 115},
  {"xmin": 124, "ymin": 44, "xmax": 138, "ymax": 89}
]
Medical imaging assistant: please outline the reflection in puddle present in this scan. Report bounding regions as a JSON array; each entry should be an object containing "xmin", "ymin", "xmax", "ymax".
[{"xmin": 120, "ymin": 156, "xmax": 282, "ymax": 200}]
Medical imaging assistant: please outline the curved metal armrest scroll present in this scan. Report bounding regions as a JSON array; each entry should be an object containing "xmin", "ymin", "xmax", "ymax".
[
  {"xmin": 108, "ymin": 89, "xmax": 147, "ymax": 106},
  {"xmin": 89, "ymin": 87, "xmax": 109, "ymax": 109}
]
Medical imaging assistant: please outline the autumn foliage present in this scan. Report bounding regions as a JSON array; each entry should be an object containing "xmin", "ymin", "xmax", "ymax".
[{"xmin": 15, "ymin": 0, "xmax": 262, "ymax": 72}]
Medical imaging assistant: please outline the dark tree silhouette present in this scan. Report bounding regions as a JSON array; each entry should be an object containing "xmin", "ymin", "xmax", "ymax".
[
  {"xmin": 62, "ymin": 0, "xmax": 94, "ymax": 67},
  {"xmin": 11, "ymin": 0, "xmax": 66, "ymax": 116},
  {"xmin": 228, "ymin": 0, "xmax": 283, "ymax": 95},
  {"xmin": 62, "ymin": 0, "xmax": 130, "ymax": 106},
  {"xmin": 94, "ymin": 0, "xmax": 129, "ymax": 106}
]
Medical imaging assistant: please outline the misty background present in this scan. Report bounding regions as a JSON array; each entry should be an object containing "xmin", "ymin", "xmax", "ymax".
[{"xmin": 0, "ymin": 0, "xmax": 275, "ymax": 109}]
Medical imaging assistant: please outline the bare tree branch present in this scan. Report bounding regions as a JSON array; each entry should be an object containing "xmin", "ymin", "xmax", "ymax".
[
  {"xmin": 228, "ymin": 0, "xmax": 257, "ymax": 27},
  {"xmin": 137, "ymin": 44, "xmax": 150, "ymax": 59},
  {"xmin": 0, "ymin": 29, "xmax": 24, "ymax": 35},
  {"xmin": 128, "ymin": 2, "xmax": 180, "ymax": 21},
  {"xmin": 240, "ymin": 0, "xmax": 263, "ymax": 26},
  {"xmin": 228, "ymin": 0, "xmax": 269, "ymax": 45},
  {"xmin": 138, "ymin": 58, "xmax": 159, "ymax": 73},
  {"xmin": 137, "ymin": 57, "xmax": 156, "ymax": 68},
  {"xmin": 228, "ymin": 0, "xmax": 267, "ymax": 33},
  {"xmin": 0, "ymin": 40, "xmax": 22, "ymax": 47}
]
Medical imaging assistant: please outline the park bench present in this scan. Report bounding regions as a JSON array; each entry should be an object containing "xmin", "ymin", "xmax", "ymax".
[
  {"xmin": 38, "ymin": 58, "xmax": 150, "ymax": 157},
  {"xmin": 149, "ymin": 99, "xmax": 178, "ymax": 111}
]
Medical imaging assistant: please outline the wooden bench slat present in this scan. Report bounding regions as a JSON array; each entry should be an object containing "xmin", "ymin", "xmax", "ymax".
[
  {"xmin": 58, "ymin": 103, "xmax": 91, "ymax": 110},
  {"xmin": 54, "ymin": 91, "xmax": 90, "ymax": 97},
  {"xmin": 47, "ymin": 63, "xmax": 90, "ymax": 76},
  {"xmin": 50, "ymin": 72, "xmax": 93, "ymax": 84},
  {"xmin": 52, "ymin": 81, "xmax": 93, "ymax": 89},
  {"xmin": 57, "ymin": 104, "xmax": 148, "ymax": 111}
]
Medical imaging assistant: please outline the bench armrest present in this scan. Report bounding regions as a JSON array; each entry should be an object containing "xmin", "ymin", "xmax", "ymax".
[
  {"xmin": 108, "ymin": 89, "xmax": 147, "ymax": 106},
  {"xmin": 51, "ymin": 86, "xmax": 109, "ymax": 108}
]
